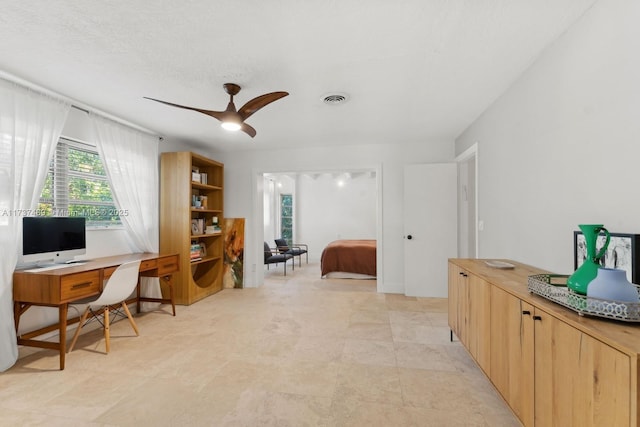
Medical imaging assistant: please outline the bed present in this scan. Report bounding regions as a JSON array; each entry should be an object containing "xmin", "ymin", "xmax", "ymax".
[{"xmin": 320, "ymin": 239, "xmax": 376, "ymax": 278}]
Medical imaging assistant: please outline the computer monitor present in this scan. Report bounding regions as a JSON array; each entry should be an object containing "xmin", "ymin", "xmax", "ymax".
[{"xmin": 21, "ymin": 216, "xmax": 86, "ymax": 265}]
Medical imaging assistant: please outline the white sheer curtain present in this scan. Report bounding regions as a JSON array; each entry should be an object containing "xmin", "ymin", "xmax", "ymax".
[
  {"xmin": 0, "ymin": 78, "xmax": 70, "ymax": 371},
  {"xmin": 90, "ymin": 113, "xmax": 161, "ymax": 304}
]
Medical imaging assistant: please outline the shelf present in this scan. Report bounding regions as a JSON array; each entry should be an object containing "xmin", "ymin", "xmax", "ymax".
[
  {"xmin": 190, "ymin": 208, "xmax": 222, "ymax": 213},
  {"xmin": 191, "ymin": 182, "xmax": 222, "ymax": 191},
  {"xmin": 189, "ymin": 255, "xmax": 221, "ymax": 265},
  {"xmin": 191, "ymin": 233, "xmax": 221, "ymax": 239}
]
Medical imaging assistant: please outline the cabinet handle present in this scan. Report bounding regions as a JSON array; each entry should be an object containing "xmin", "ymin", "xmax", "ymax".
[
  {"xmin": 459, "ymin": 272, "xmax": 465, "ymax": 276},
  {"xmin": 522, "ymin": 310, "xmax": 531, "ymax": 315},
  {"xmin": 71, "ymin": 282, "xmax": 92, "ymax": 289},
  {"xmin": 533, "ymin": 315, "xmax": 542, "ymax": 321}
]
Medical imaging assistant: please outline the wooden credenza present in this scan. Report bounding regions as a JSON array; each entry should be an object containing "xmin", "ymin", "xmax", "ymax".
[
  {"xmin": 448, "ymin": 258, "xmax": 640, "ymax": 427},
  {"xmin": 13, "ymin": 252, "xmax": 179, "ymax": 370}
]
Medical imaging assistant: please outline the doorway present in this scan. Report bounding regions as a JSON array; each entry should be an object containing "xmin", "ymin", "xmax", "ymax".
[
  {"xmin": 252, "ymin": 167, "xmax": 383, "ymax": 290},
  {"xmin": 456, "ymin": 143, "xmax": 478, "ymax": 258}
]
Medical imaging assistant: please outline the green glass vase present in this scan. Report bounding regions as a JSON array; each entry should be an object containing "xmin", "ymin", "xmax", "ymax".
[{"xmin": 567, "ymin": 224, "xmax": 610, "ymax": 295}]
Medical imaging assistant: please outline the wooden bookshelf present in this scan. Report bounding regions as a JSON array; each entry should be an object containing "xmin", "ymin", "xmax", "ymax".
[{"xmin": 160, "ymin": 152, "xmax": 224, "ymax": 304}]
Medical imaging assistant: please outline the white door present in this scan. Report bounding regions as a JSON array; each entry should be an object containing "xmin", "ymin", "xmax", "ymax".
[{"xmin": 404, "ymin": 163, "xmax": 457, "ymax": 297}]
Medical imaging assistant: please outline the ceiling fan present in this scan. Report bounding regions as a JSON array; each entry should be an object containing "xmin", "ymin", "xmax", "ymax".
[{"xmin": 144, "ymin": 83, "xmax": 288, "ymax": 138}]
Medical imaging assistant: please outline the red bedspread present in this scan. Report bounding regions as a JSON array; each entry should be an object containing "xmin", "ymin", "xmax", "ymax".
[{"xmin": 320, "ymin": 239, "xmax": 376, "ymax": 277}]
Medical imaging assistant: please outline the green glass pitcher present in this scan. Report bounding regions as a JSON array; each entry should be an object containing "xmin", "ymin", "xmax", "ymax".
[{"xmin": 567, "ymin": 224, "xmax": 610, "ymax": 295}]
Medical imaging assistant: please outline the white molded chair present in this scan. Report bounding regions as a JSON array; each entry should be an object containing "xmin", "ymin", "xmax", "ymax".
[{"xmin": 68, "ymin": 260, "xmax": 141, "ymax": 353}]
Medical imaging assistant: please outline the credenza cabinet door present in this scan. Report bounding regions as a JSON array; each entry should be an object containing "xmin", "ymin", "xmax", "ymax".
[
  {"xmin": 534, "ymin": 309, "xmax": 631, "ymax": 427},
  {"xmin": 468, "ymin": 274, "xmax": 491, "ymax": 375},
  {"xmin": 448, "ymin": 263, "xmax": 469, "ymax": 343},
  {"xmin": 490, "ymin": 286, "xmax": 534, "ymax": 427},
  {"xmin": 448, "ymin": 263, "xmax": 492, "ymax": 376}
]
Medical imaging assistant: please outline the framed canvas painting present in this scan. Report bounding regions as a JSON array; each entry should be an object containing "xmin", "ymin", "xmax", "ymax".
[{"xmin": 574, "ymin": 231, "xmax": 640, "ymax": 283}]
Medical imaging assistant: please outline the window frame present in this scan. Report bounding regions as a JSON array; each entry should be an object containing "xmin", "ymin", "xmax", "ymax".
[
  {"xmin": 39, "ymin": 136, "xmax": 122, "ymax": 229},
  {"xmin": 280, "ymin": 193, "xmax": 293, "ymax": 246}
]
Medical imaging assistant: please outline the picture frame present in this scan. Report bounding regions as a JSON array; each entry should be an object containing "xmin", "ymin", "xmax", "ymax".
[
  {"xmin": 191, "ymin": 219, "xmax": 204, "ymax": 235},
  {"xmin": 574, "ymin": 231, "xmax": 640, "ymax": 284}
]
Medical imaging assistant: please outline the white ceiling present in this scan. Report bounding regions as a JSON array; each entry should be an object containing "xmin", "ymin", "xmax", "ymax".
[{"xmin": 0, "ymin": 0, "xmax": 597, "ymax": 152}]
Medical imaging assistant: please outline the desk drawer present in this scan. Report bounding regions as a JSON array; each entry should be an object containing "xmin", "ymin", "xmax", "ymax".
[
  {"xmin": 61, "ymin": 271, "xmax": 100, "ymax": 302},
  {"xmin": 140, "ymin": 259, "xmax": 157, "ymax": 271},
  {"xmin": 157, "ymin": 255, "xmax": 179, "ymax": 275}
]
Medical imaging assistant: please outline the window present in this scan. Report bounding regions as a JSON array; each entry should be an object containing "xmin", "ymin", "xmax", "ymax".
[
  {"xmin": 280, "ymin": 194, "xmax": 293, "ymax": 245},
  {"xmin": 39, "ymin": 137, "xmax": 121, "ymax": 227}
]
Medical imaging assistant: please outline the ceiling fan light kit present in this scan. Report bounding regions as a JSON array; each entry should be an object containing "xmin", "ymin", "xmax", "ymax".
[
  {"xmin": 144, "ymin": 83, "xmax": 288, "ymax": 138},
  {"xmin": 221, "ymin": 121, "xmax": 241, "ymax": 131}
]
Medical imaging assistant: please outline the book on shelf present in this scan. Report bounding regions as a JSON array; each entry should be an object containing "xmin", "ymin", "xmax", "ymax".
[{"xmin": 200, "ymin": 172, "xmax": 208, "ymax": 185}]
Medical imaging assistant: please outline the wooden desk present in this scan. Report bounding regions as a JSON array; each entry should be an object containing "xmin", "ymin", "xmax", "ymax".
[{"xmin": 13, "ymin": 252, "xmax": 179, "ymax": 370}]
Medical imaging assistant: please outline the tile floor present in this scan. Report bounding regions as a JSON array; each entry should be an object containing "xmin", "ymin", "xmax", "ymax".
[{"xmin": 1, "ymin": 262, "xmax": 520, "ymax": 426}]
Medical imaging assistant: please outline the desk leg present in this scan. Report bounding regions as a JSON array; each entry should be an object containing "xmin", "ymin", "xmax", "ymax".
[
  {"xmin": 137, "ymin": 274, "xmax": 176, "ymax": 316},
  {"xmin": 14, "ymin": 302, "xmax": 21, "ymax": 333},
  {"xmin": 59, "ymin": 304, "xmax": 68, "ymax": 370},
  {"xmin": 136, "ymin": 277, "xmax": 142, "ymax": 314},
  {"xmin": 162, "ymin": 275, "xmax": 176, "ymax": 317}
]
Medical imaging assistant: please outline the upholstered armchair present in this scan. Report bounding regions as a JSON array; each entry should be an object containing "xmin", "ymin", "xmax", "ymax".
[
  {"xmin": 274, "ymin": 238, "xmax": 308, "ymax": 267},
  {"xmin": 264, "ymin": 241, "xmax": 294, "ymax": 275}
]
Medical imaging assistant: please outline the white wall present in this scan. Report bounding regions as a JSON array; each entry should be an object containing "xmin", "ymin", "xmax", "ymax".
[
  {"xmin": 210, "ymin": 141, "xmax": 453, "ymax": 293},
  {"xmin": 455, "ymin": 0, "xmax": 640, "ymax": 275},
  {"xmin": 296, "ymin": 172, "xmax": 377, "ymax": 260}
]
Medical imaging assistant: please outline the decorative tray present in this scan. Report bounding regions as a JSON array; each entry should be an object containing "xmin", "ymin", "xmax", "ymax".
[
  {"xmin": 527, "ymin": 274, "xmax": 640, "ymax": 322},
  {"xmin": 484, "ymin": 260, "xmax": 515, "ymax": 269}
]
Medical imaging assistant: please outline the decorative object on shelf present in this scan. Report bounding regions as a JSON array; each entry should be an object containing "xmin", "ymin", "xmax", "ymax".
[
  {"xmin": 191, "ymin": 166, "xmax": 201, "ymax": 183},
  {"xmin": 587, "ymin": 268, "xmax": 640, "ymax": 303},
  {"xmin": 223, "ymin": 218, "xmax": 245, "ymax": 289},
  {"xmin": 190, "ymin": 218, "xmax": 204, "ymax": 235},
  {"xmin": 567, "ymin": 224, "xmax": 610, "ymax": 295},
  {"xmin": 528, "ymin": 274, "xmax": 640, "ymax": 322}
]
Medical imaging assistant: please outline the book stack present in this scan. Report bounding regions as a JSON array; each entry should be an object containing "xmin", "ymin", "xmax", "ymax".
[{"xmin": 190, "ymin": 242, "xmax": 202, "ymax": 262}]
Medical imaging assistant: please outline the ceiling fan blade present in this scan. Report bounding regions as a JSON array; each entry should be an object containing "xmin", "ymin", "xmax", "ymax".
[
  {"xmin": 144, "ymin": 97, "xmax": 225, "ymax": 121},
  {"xmin": 238, "ymin": 92, "xmax": 289, "ymax": 121},
  {"xmin": 240, "ymin": 122, "xmax": 257, "ymax": 138}
]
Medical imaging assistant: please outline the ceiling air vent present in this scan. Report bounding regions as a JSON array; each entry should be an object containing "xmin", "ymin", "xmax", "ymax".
[{"xmin": 322, "ymin": 93, "xmax": 349, "ymax": 105}]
